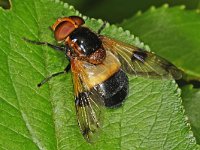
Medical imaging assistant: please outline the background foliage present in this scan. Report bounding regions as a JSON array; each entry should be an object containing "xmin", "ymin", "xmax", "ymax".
[{"xmin": 0, "ymin": 0, "xmax": 200, "ymax": 149}]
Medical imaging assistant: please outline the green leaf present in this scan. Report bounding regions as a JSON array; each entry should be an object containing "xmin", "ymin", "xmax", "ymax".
[
  {"xmin": 119, "ymin": 5, "xmax": 200, "ymax": 146},
  {"xmin": 182, "ymin": 85, "xmax": 200, "ymax": 144},
  {"xmin": 120, "ymin": 5, "xmax": 200, "ymax": 80},
  {"xmin": 0, "ymin": 1, "xmax": 198, "ymax": 149}
]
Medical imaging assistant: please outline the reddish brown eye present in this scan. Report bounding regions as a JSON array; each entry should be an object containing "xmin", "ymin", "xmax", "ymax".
[
  {"xmin": 69, "ymin": 16, "xmax": 85, "ymax": 26},
  {"xmin": 54, "ymin": 21, "xmax": 75, "ymax": 41}
]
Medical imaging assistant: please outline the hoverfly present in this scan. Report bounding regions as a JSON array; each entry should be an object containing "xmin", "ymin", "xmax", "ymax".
[{"xmin": 23, "ymin": 16, "xmax": 182, "ymax": 142}]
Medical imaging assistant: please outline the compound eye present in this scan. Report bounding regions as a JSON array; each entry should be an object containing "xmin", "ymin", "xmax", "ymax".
[
  {"xmin": 69, "ymin": 16, "xmax": 85, "ymax": 26},
  {"xmin": 54, "ymin": 21, "xmax": 75, "ymax": 41}
]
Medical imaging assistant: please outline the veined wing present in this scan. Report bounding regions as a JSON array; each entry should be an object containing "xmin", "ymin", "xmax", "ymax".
[
  {"xmin": 100, "ymin": 36, "xmax": 182, "ymax": 79},
  {"xmin": 71, "ymin": 59, "xmax": 105, "ymax": 142}
]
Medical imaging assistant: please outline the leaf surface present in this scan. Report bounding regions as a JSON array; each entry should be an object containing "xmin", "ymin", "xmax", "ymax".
[
  {"xmin": 0, "ymin": 1, "xmax": 197, "ymax": 149},
  {"xmin": 119, "ymin": 5, "xmax": 200, "ymax": 145},
  {"xmin": 182, "ymin": 85, "xmax": 200, "ymax": 144}
]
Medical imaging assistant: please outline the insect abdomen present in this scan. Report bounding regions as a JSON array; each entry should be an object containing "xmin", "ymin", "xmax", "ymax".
[{"xmin": 94, "ymin": 69, "xmax": 128, "ymax": 107}]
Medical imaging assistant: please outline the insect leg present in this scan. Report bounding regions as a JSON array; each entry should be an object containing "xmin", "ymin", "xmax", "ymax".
[
  {"xmin": 37, "ymin": 63, "xmax": 71, "ymax": 87},
  {"xmin": 97, "ymin": 21, "xmax": 107, "ymax": 34},
  {"xmin": 22, "ymin": 37, "xmax": 65, "ymax": 52}
]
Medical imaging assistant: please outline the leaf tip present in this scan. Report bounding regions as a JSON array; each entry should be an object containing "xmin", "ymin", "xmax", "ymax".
[
  {"xmin": 136, "ymin": 10, "xmax": 142, "ymax": 16},
  {"xmin": 196, "ymin": 9, "xmax": 200, "ymax": 14},
  {"xmin": 82, "ymin": 15, "xmax": 88, "ymax": 21},
  {"xmin": 124, "ymin": 30, "xmax": 131, "ymax": 36},
  {"xmin": 134, "ymin": 37, "xmax": 145, "ymax": 48},
  {"xmin": 63, "ymin": 3, "xmax": 69, "ymax": 8},
  {"xmin": 144, "ymin": 45, "xmax": 151, "ymax": 52},
  {"xmin": 97, "ymin": 18, "xmax": 104, "ymax": 24},
  {"xmin": 54, "ymin": 0, "xmax": 62, "ymax": 4},
  {"xmin": 162, "ymin": 3, "xmax": 169, "ymax": 9},
  {"xmin": 179, "ymin": 5, "xmax": 186, "ymax": 10},
  {"xmin": 187, "ymin": 130, "xmax": 196, "ymax": 144},
  {"xmin": 150, "ymin": 6, "xmax": 156, "ymax": 12}
]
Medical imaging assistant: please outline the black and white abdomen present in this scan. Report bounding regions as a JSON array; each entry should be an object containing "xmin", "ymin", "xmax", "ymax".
[{"xmin": 94, "ymin": 69, "xmax": 128, "ymax": 107}]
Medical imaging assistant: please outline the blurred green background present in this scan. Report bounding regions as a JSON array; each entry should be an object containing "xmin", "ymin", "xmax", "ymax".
[
  {"xmin": 66, "ymin": 0, "xmax": 200, "ymax": 23},
  {"xmin": 1, "ymin": 0, "xmax": 200, "ymax": 23}
]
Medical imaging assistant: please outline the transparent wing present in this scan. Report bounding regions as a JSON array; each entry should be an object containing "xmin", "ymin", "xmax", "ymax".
[
  {"xmin": 71, "ymin": 60, "xmax": 104, "ymax": 142},
  {"xmin": 75, "ymin": 89, "xmax": 103, "ymax": 142},
  {"xmin": 100, "ymin": 36, "xmax": 182, "ymax": 79}
]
